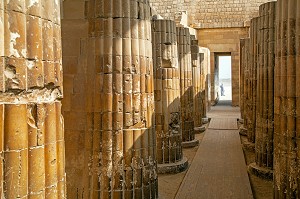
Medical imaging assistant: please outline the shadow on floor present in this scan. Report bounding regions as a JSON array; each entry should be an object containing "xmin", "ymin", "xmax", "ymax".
[{"xmin": 216, "ymin": 100, "xmax": 232, "ymax": 106}]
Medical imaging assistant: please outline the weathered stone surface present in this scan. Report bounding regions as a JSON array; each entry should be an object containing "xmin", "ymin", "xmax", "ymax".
[
  {"xmin": 245, "ymin": 17, "xmax": 259, "ymax": 144},
  {"xmin": 150, "ymin": 0, "xmax": 275, "ymax": 29},
  {"xmin": 198, "ymin": 47, "xmax": 211, "ymax": 115},
  {"xmin": 0, "ymin": 1, "xmax": 65, "ymax": 198},
  {"xmin": 240, "ymin": 5, "xmax": 276, "ymax": 171},
  {"xmin": 177, "ymin": 27, "xmax": 196, "ymax": 145},
  {"xmin": 254, "ymin": 1, "xmax": 276, "ymax": 171},
  {"xmin": 202, "ymin": 117, "xmax": 209, "ymax": 124},
  {"xmin": 248, "ymin": 163, "xmax": 273, "ymax": 180},
  {"xmin": 157, "ymin": 157, "xmax": 188, "ymax": 174},
  {"xmin": 239, "ymin": 39, "xmax": 246, "ymax": 120},
  {"xmin": 240, "ymin": 38, "xmax": 251, "ymax": 138},
  {"xmin": 274, "ymin": 0, "xmax": 300, "ymax": 197},
  {"xmin": 182, "ymin": 139, "xmax": 199, "ymax": 148},
  {"xmin": 62, "ymin": 0, "xmax": 158, "ymax": 198},
  {"xmin": 191, "ymin": 37, "xmax": 204, "ymax": 128},
  {"xmin": 197, "ymin": 28, "xmax": 249, "ymax": 106},
  {"xmin": 194, "ymin": 126, "xmax": 206, "ymax": 134},
  {"xmin": 152, "ymin": 19, "xmax": 184, "ymax": 170},
  {"xmin": 239, "ymin": 126, "xmax": 247, "ymax": 136}
]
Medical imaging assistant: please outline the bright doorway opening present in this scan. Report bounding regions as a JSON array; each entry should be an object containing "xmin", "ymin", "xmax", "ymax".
[{"xmin": 217, "ymin": 55, "xmax": 232, "ymax": 102}]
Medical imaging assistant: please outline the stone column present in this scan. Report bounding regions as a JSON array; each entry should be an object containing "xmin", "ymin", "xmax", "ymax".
[
  {"xmin": 199, "ymin": 47, "xmax": 211, "ymax": 119},
  {"xmin": 240, "ymin": 39, "xmax": 245, "ymax": 121},
  {"xmin": 63, "ymin": 0, "xmax": 158, "ymax": 198},
  {"xmin": 246, "ymin": 17, "xmax": 259, "ymax": 146},
  {"xmin": 176, "ymin": 27, "xmax": 199, "ymax": 148},
  {"xmin": 243, "ymin": 38, "xmax": 251, "ymax": 138},
  {"xmin": 61, "ymin": 1, "xmax": 91, "ymax": 197},
  {"xmin": 239, "ymin": 38, "xmax": 247, "ymax": 135},
  {"xmin": 241, "ymin": 38, "xmax": 250, "ymax": 135},
  {"xmin": 199, "ymin": 52, "xmax": 206, "ymax": 119},
  {"xmin": 152, "ymin": 19, "xmax": 188, "ymax": 174},
  {"xmin": 0, "ymin": 0, "xmax": 65, "ymax": 198},
  {"xmin": 274, "ymin": 0, "xmax": 300, "ymax": 197},
  {"xmin": 93, "ymin": 1, "xmax": 158, "ymax": 195},
  {"xmin": 191, "ymin": 36, "xmax": 206, "ymax": 133},
  {"xmin": 248, "ymin": 2, "xmax": 276, "ymax": 179}
]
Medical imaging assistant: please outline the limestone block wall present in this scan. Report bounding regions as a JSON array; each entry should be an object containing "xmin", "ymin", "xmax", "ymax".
[
  {"xmin": 197, "ymin": 28, "xmax": 249, "ymax": 106},
  {"xmin": 0, "ymin": 0, "xmax": 65, "ymax": 198},
  {"xmin": 150, "ymin": 0, "xmax": 275, "ymax": 28}
]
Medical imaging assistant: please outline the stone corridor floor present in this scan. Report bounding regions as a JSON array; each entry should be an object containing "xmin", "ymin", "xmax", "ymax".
[{"xmin": 174, "ymin": 105, "xmax": 253, "ymax": 199}]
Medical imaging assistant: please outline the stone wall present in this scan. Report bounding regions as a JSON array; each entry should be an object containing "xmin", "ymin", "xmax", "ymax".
[
  {"xmin": 197, "ymin": 27, "xmax": 249, "ymax": 106},
  {"xmin": 150, "ymin": 0, "xmax": 275, "ymax": 28}
]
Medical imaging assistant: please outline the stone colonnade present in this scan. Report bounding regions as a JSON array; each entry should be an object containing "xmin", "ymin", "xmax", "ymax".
[
  {"xmin": 240, "ymin": 0, "xmax": 300, "ymax": 197},
  {"xmin": 152, "ymin": 19, "xmax": 188, "ymax": 174},
  {"xmin": 0, "ymin": 0, "xmax": 209, "ymax": 198}
]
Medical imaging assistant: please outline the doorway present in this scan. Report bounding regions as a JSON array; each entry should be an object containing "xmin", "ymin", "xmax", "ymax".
[{"xmin": 216, "ymin": 54, "xmax": 232, "ymax": 105}]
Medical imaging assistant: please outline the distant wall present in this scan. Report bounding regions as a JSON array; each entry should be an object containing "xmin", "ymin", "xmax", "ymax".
[
  {"xmin": 150, "ymin": 0, "xmax": 275, "ymax": 28},
  {"xmin": 197, "ymin": 27, "xmax": 249, "ymax": 106}
]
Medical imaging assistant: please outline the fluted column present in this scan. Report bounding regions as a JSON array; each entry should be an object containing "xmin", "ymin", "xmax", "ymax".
[
  {"xmin": 152, "ymin": 19, "xmax": 188, "ymax": 174},
  {"xmin": 176, "ymin": 27, "xmax": 198, "ymax": 148},
  {"xmin": 89, "ymin": 0, "xmax": 157, "ymax": 198},
  {"xmin": 247, "ymin": 17, "xmax": 259, "ymax": 144},
  {"xmin": 191, "ymin": 36, "xmax": 204, "ymax": 131},
  {"xmin": 240, "ymin": 39, "xmax": 246, "ymax": 121},
  {"xmin": 249, "ymin": 1, "xmax": 276, "ymax": 179},
  {"xmin": 241, "ymin": 38, "xmax": 250, "ymax": 136},
  {"xmin": 0, "ymin": 1, "xmax": 65, "ymax": 198},
  {"xmin": 63, "ymin": 0, "xmax": 158, "ymax": 198},
  {"xmin": 244, "ymin": 43, "xmax": 251, "ymax": 137},
  {"xmin": 199, "ymin": 47, "xmax": 210, "ymax": 120},
  {"xmin": 274, "ymin": 0, "xmax": 300, "ymax": 197}
]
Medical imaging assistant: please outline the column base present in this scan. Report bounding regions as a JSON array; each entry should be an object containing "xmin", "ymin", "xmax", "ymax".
[
  {"xmin": 248, "ymin": 162, "xmax": 273, "ymax": 180},
  {"xmin": 242, "ymin": 140, "xmax": 255, "ymax": 152},
  {"xmin": 182, "ymin": 139, "xmax": 199, "ymax": 148},
  {"xmin": 194, "ymin": 126, "xmax": 206, "ymax": 134},
  {"xmin": 157, "ymin": 157, "xmax": 189, "ymax": 174},
  {"xmin": 238, "ymin": 118, "xmax": 244, "ymax": 124},
  {"xmin": 202, "ymin": 117, "xmax": 209, "ymax": 124},
  {"xmin": 239, "ymin": 127, "xmax": 247, "ymax": 136}
]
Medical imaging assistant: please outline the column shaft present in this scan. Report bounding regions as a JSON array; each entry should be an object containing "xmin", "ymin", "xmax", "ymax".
[
  {"xmin": 255, "ymin": 2, "xmax": 276, "ymax": 169},
  {"xmin": 274, "ymin": 0, "xmax": 300, "ymax": 197},
  {"xmin": 152, "ymin": 19, "xmax": 183, "ymax": 165},
  {"xmin": 176, "ymin": 27, "xmax": 196, "ymax": 145},
  {"xmin": 0, "ymin": 1, "xmax": 65, "ymax": 198}
]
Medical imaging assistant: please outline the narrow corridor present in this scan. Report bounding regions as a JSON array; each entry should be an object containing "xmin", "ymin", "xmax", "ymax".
[{"xmin": 175, "ymin": 106, "xmax": 253, "ymax": 199}]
